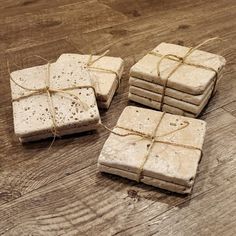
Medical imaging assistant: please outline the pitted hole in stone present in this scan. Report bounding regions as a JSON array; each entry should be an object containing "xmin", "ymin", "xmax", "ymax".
[
  {"xmin": 147, "ymin": 144, "xmax": 151, "ymax": 149},
  {"xmin": 170, "ymin": 122, "xmax": 177, "ymax": 126}
]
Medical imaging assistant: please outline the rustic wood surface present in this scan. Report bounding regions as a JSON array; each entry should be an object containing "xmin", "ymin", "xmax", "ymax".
[{"xmin": 0, "ymin": 0, "xmax": 236, "ymax": 235}]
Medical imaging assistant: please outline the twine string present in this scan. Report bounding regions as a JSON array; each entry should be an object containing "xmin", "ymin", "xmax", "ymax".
[{"xmin": 149, "ymin": 37, "xmax": 221, "ymax": 111}]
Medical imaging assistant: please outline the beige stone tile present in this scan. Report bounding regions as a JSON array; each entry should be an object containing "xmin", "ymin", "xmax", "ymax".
[
  {"xmin": 129, "ymin": 74, "xmax": 221, "ymax": 105},
  {"xmin": 98, "ymin": 164, "xmax": 191, "ymax": 194},
  {"xmin": 98, "ymin": 106, "xmax": 206, "ymax": 190},
  {"xmin": 128, "ymin": 93, "xmax": 195, "ymax": 118},
  {"xmin": 130, "ymin": 42, "xmax": 226, "ymax": 95},
  {"xmin": 10, "ymin": 57, "xmax": 100, "ymax": 142},
  {"xmin": 129, "ymin": 85, "xmax": 211, "ymax": 114}
]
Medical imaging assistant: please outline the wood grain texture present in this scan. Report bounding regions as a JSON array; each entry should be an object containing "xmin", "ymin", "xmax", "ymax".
[{"xmin": 0, "ymin": 0, "xmax": 236, "ymax": 235}]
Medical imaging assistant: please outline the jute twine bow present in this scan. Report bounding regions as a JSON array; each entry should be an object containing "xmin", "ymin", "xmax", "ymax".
[
  {"xmin": 148, "ymin": 37, "xmax": 222, "ymax": 111},
  {"xmin": 100, "ymin": 112, "xmax": 202, "ymax": 181},
  {"xmin": 8, "ymin": 51, "xmax": 119, "ymax": 147}
]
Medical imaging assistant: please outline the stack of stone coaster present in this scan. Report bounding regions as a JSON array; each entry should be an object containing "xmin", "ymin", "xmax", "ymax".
[
  {"xmin": 129, "ymin": 42, "xmax": 226, "ymax": 117},
  {"xmin": 57, "ymin": 53, "xmax": 124, "ymax": 109},
  {"xmin": 10, "ymin": 56, "xmax": 100, "ymax": 142},
  {"xmin": 98, "ymin": 106, "xmax": 206, "ymax": 194}
]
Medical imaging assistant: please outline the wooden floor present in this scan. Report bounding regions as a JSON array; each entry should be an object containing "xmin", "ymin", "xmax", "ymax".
[{"xmin": 0, "ymin": 0, "xmax": 236, "ymax": 235}]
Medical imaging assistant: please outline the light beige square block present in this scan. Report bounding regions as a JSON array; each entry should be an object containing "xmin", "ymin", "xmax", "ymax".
[
  {"xmin": 98, "ymin": 164, "xmax": 191, "ymax": 194},
  {"xmin": 128, "ymin": 93, "xmax": 195, "ymax": 118},
  {"xmin": 57, "ymin": 54, "xmax": 124, "ymax": 109},
  {"xmin": 10, "ymin": 57, "xmax": 100, "ymax": 142},
  {"xmin": 130, "ymin": 42, "xmax": 226, "ymax": 95},
  {"xmin": 129, "ymin": 73, "xmax": 222, "ymax": 105},
  {"xmin": 98, "ymin": 106, "xmax": 206, "ymax": 193},
  {"xmin": 129, "ymin": 85, "xmax": 211, "ymax": 114}
]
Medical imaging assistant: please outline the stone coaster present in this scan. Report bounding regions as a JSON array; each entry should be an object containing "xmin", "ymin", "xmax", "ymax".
[
  {"xmin": 10, "ymin": 57, "xmax": 100, "ymax": 142},
  {"xmin": 129, "ymin": 85, "xmax": 211, "ymax": 115},
  {"xmin": 130, "ymin": 42, "xmax": 226, "ymax": 95},
  {"xmin": 129, "ymin": 72, "xmax": 223, "ymax": 105},
  {"xmin": 98, "ymin": 106, "xmax": 206, "ymax": 193},
  {"xmin": 128, "ymin": 93, "xmax": 195, "ymax": 118}
]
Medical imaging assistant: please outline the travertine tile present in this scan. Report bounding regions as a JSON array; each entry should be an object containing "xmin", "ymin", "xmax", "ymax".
[
  {"xmin": 98, "ymin": 106, "xmax": 206, "ymax": 193},
  {"xmin": 130, "ymin": 42, "xmax": 226, "ymax": 95},
  {"xmin": 129, "ymin": 85, "xmax": 211, "ymax": 114},
  {"xmin": 10, "ymin": 57, "xmax": 100, "ymax": 142},
  {"xmin": 128, "ymin": 93, "xmax": 195, "ymax": 118},
  {"xmin": 129, "ymin": 75, "xmax": 221, "ymax": 105},
  {"xmin": 98, "ymin": 164, "xmax": 191, "ymax": 194}
]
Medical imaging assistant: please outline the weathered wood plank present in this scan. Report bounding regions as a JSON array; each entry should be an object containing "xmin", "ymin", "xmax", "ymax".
[
  {"xmin": 0, "ymin": 155, "xmax": 235, "ymax": 235},
  {"xmin": 110, "ymin": 161, "xmax": 236, "ymax": 236},
  {"xmin": 0, "ymin": 0, "xmax": 128, "ymax": 52},
  {"xmin": 222, "ymin": 101, "xmax": 236, "ymax": 118}
]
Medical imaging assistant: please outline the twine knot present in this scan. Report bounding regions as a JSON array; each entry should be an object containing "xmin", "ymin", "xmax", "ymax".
[{"xmin": 178, "ymin": 56, "xmax": 184, "ymax": 63}]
